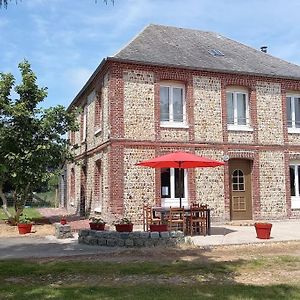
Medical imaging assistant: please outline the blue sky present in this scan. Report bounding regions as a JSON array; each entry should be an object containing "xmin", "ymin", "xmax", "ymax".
[{"xmin": 1, "ymin": 0, "xmax": 300, "ymax": 108}]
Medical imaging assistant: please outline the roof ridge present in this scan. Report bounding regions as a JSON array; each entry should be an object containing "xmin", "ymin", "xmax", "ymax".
[{"xmin": 148, "ymin": 23, "xmax": 215, "ymax": 35}]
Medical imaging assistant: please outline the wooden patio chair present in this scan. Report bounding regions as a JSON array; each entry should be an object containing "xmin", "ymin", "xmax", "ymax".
[
  {"xmin": 167, "ymin": 206, "xmax": 185, "ymax": 233},
  {"xmin": 143, "ymin": 203, "xmax": 161, "ymax": 231},
  {"xmin": 188, "ymin": 205, "xmax": 207, "ymax": 236}
]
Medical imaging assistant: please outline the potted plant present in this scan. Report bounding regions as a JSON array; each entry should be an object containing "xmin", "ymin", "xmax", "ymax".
[
  {"xmin": 149, "ymin": 223, "xmax": 168, "ymax": 232},
  {"xmin": 254, "ymin": 222, "xmax": 272, "ymax": 239},
  {"xmin": 60, "ymin": 215, "xmax": 67, "ymax": 225},
  {"xmin": 17, "ymin": 214, "xmax": 33, "ymax": 234},
  {"xmin": 114, "ymin": 217, "xmax": 133, "ymax": 232},
  {"xmin": 89, "ymin": 216, "xmax": 106, "ymax": 231}
]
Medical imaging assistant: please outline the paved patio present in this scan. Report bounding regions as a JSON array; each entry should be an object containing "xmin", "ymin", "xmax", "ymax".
[
  {"xmin": 37, "ymin": 208, "xmax": 300, "ymax": 247},
  {"xmin": 0, "ymin": 210, "xmax": 300, "ymax": 259},
  {"xmin": 37, "ymin": 207, "xmax": 90, "ymax": 231},
  {"xmin": 190, "ymin": 220, "xmax": 300, "ymax": 246}
]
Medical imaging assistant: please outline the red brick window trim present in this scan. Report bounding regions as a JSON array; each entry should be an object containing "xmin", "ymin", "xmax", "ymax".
[{"xmin": 69, "ymin": 130, "xmax": 75, "ymax": 145}]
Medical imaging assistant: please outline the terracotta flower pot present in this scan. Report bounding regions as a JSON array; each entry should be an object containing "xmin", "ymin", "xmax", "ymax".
[
  {"xmin": 89, "ymin": 223, "xmax": 105, "ymax": 231},
  {"xmin": 150, "ymin": 224, "xmax": 168, "ymax": 232},
  {"xmin": 17, "ymin": 223, "xmax": 32, "ymax": 235},
  {"xmin": 60, "ymin": 219, "xmax": 67, "ymax": 225},
  {"xmin": 254, "ymin": 222, "xmax": 272, "ymax": 239},
  {"xmin": 115, "ymin": 224, "xmax": 133, "ymax": 232}
]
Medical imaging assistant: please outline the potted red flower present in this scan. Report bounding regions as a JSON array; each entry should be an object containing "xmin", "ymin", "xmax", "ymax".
[
  {"xmin": 149, "ymin": 223, "xmax": 168, "ymax": 232},
  {"xmin": 114, "ymin": 217, "xmax": 133, "ymax": 232},
  {"xmin": 254, "ymin": 222, "xmax": 272, "ymax": 239},
  {"xmin": 17, "ymin": 214, "xmax": 33, "ymax": 234},
  {"xmin": 89, "ymin": 216, "xmax": 106, "ymax": 231}
]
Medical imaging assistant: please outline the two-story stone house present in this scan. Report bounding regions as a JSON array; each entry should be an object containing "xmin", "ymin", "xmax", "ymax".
[{"xmin": 65, "ymin": 24, "xmax": 300, "ymax": 223}]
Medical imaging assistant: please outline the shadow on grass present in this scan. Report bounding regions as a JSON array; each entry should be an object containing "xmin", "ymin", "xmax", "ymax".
[
  {"xmin": 0, "ymin": 232, "xmax": 299, "ymax": 299},
  {"xmin": 0, "ymin": 283, "xmax": 299, "ymax": 300}
]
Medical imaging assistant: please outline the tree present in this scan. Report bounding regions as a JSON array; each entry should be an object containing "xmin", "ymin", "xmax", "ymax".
[{"xmin": 0, "ymin": 60, "xmax": 78, "ymax": 222}]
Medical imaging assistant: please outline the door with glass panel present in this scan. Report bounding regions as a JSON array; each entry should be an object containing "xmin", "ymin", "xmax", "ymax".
[
  {"xmin": 289, "ymin": 162, "xmax": 300, "ymax": 209},
  {"xmin": 160, "ymin": 168, "xmax": 187, "ymax": 207},
  {"xmin": 229, "ymin": 159, "xmax": 252, "ymax": 220}
]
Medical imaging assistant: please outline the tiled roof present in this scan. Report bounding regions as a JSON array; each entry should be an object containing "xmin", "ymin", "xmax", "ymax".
[{"xmin": 113, "ymin": 24, "xmax": 300, "ymax": 79}]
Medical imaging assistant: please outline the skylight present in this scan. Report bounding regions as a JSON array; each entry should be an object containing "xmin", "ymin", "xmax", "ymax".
[{"xmin": 208, "ymin": 49, "xmax": 224, "ymax": 57}]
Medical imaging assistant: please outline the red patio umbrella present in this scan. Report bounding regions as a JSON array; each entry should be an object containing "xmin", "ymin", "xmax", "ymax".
[{"xmin": 137, "ymin": 151, "xmax": 225, "ymax": 207}]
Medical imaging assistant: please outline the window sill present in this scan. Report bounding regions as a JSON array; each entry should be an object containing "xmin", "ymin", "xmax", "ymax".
[
  {"xmin": 291, "ymin": 197, "xmax": 300, "ymax": 209},
  {"xmin": 288, "ymin": 128, "xmax": 300, "ymax": 134},
  {"xmin": 160, "ymin": 123, "xmax": 189, "ymax": 129},
  {"xmin": 228, "ymin": 125, "xmax": 253, "ymax": 132},
  {"xmin": 94, "ymin": 128, "xmax": 102, "ymax": 136},
  {"xmin": 161, "ymin": 198, "xmax": 188, "ymax": 207},
  {"xmin": 94, "ymin": 207, "xmax": 102, "ymax": 213}
]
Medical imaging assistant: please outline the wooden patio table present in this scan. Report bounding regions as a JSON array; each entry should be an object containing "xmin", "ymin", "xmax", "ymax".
[{"xmin": 152, "ymin": 206, "xmax": 211, "ymax": 236}]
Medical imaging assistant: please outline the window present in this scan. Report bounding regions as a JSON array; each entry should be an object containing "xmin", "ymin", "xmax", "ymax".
[
  {"xmin": 287, "ymin": 94, "xmax": 300, "ymax": 133},
  {"xmin": 80, "ymin": 105, "xmax": 87, "ymax": 142},
  {"xmin": 94, "ymin": 90, "xmax": 102, "ymax": 133},
  {"xmin": 232, "ymin": 170, "xmax": 245, "ymax": 191},
  {"xmin": 160, "ymin": 83, "xmax": 186, "ymax": 127},
  {"xmin": 289, "ymin": 162, "xmax": 300, "ymax": 209},
  {"xmin": 208, "ymin": 49, "xmax": 224, "ymax": 57},
  {"xmin": 160, "ymin": 168, "xmax": 187, "ymax": 207},
  {"xmin": 227, "ymin": 89, "xmax": 251, "ymax": 130}
]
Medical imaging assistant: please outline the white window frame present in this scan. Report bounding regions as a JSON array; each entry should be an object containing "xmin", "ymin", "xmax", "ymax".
[
  {"xmin": 161, "ymin": 168, "xmax": 188, "ymax": 207},
  {"xmin": 290, "ymin": 161, "xmax": 300, "ymax": 209},
  {"xmin": 287, "ymin": 94, "xmax": 300, "ymax": 133},
  {"xmin": 160, "ymin": 82, "xmax": 187, "ymax": 128},
  {"xmin": 227, "ymin": 88, "xmax": 252, "ymax": 131},
  {"xmin": 81, "ymin": 105, "xmax": 87, "ymax": 143}
]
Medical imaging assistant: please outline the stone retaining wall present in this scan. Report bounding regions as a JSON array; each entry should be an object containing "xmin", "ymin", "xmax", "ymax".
[{"xmin": 78, "ymin": 230, "xmax": 185, "ymax": 247}]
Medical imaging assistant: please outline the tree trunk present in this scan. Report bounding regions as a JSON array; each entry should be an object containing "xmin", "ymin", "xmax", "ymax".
[
  {"xmin": 14, "ymin": 191, "xmax": 25, "ymax": 223},
  {"xmin": 0, "ymin": 182, "xmax": 12, "ymax": 218}
]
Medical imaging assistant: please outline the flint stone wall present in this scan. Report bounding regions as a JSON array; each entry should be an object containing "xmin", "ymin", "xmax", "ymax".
[
  {"xmin": 78, "ymin": 229, "xmax": 185, "ymax": 247},
  {"xmin": 55, "ymin": 223, "xmax": 74, "ymax": 239}
]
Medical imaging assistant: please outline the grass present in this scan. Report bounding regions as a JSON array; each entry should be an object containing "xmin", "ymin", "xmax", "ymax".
[
  {"xmin": 34, "ymin": 190, "xmax": 57, "ymax": 207},
  {"xmin": 0, "ymin": 207, "xmax": 42, "ymax": 221},
  {"xmin": 0, "ymin": 256, "xmax": 299, "ymax": 299},
  {"xmin": 0, "ymin": 284, "xmax": 298, "ymax": 300}
]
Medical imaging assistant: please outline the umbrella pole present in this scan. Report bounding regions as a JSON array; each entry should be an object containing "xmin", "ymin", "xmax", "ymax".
[{"xmin": 179, "ymin": 165, "xmax": 182, "ymax": 208}]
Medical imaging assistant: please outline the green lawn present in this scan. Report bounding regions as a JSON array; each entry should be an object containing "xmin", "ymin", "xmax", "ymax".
[
  {"xmin": 0, "ymin": 256, "xmax": 299, "ymax": 300},
  {"xmin": 0, "ymin": 207, "xmax": 42, "ymax": 221},
  {"xmin": 34, "ymin": 190, "xmax": 57, "ymax": 207}
]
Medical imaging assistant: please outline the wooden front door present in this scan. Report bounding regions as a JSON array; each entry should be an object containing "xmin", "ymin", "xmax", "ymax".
[{"xmin": 229, "ymin": 159, "xmax": 252, "ymax": 220}]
